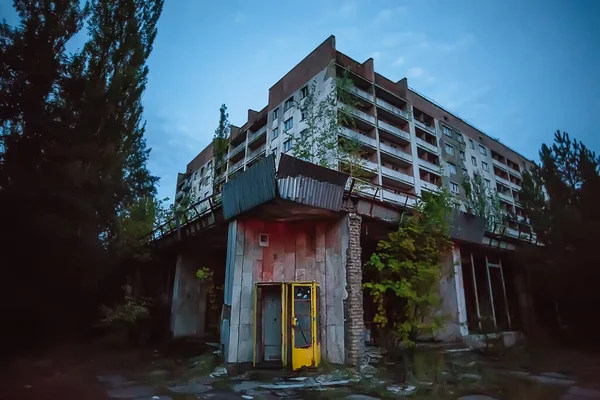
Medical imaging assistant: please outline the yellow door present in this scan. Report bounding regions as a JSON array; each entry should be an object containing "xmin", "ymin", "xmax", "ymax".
[
  {"xmin": 291, "ymin": 283, "xmax": 319, "ymax": 370},
  {"xmin": 312, "ymin": 282, "xmax": 321, "ymax": 367}
]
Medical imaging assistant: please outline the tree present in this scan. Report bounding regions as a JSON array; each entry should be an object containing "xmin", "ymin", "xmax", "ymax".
[
  {"xmin": 519, "ymin": 131, "xmax": 600, "ymax": 340},
  {"xmin": 0, "ymin": 0, "xmax": 163, "ymax": 341},
  {"xmin": 363, "ymin": 189, "xmax": 454, "ymax": 347},
  {"xmin": 291, "ymin": 71, "xmax": 369, "ymax": 178},
  {"xmin": 462, "ymin": 173, "xmax": 503, "ymax": 229},
  {"xmin": 212, "ymin": 104, "xmax": 229, "ymax": 193}
]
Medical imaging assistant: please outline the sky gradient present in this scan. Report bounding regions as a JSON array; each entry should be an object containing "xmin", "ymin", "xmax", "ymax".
[{"xmin": 2, "ymin": 0, "xmax": 599, "ymax": 201}]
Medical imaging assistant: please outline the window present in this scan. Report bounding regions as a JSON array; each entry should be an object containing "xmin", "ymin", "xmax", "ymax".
[
  {"xmin": 453, "ymin": 202, "xmax": 461, "ymax": 210},
  {"xmin": 482, "ymin": 161, "xmax": 489, "ymax": 172},
  {"xmin": 469, "ymin": 139, "xmax": 475, "ymax": 150},
  {"xmin": 273, "ymin": 107, "xmax": 279, "ymax": 120},
  {"xmin": 301, "ymin": 110, "xmax": 306, "ymax": 121},
  {"xmin": 284, "ymin": 97, "xmax": 294, "ymax": 111},
  {"xmin": 462, "ymin": 168, "xmax": 468, "ymax": 176},
  {"xmin": 283, "ymin": 139, "xmax": 292, "ymax": 153},
  {"xmin": 272, "ymin": 127, "xmax": 278, "ymax": 139},
  {"xmin": 484, "ymin": 179, "xmax": 491, "ymax": 189},
  {"xmin": 471, "ymin": 156, "xmax": 477, "ymax": 166},
  {"xmin": 204, "ymin": 192, "xmax": 209, "ymax": 199},
  {"xmin": 456, "ymin": 133, "xmax": 464, "ymax": 143},
  {"xmin": 444, "ymin": 143, "xmax": 454, "ymax": 155},
  {"xmin": 207, "ymin": 160, "xmax": 212, "ymax": 169},
  {"xmin": 443, "ymin": 125, "xmax": 452, "ymax": 137},
  {"xmin": 479, "ymin": 145, "xmax": 487, "ymax": 156},
  {"xmin": 448, "ymin": 163, "xmax": 457, "ymax": 175},
  {"xmin": 272, "ymin": 147, "xmax": 278, "ymax": 158},
  {"xmin": 301, "ymin": 85, "xmax": 309, "ymax": 99},
  {"xmin": 200, "ymin": 166, "xmax": 205, "ymax": 176},
  {"xmin": 451, "ymin": 182, "xmax": 460, "ymax": 194},
  {"xmin": 284, "ymin": 117, "xmax": 293, "ymax": 132},
  {"xmin": 460, "ymin": 150, "xmax": 466, "ymax": 161}
]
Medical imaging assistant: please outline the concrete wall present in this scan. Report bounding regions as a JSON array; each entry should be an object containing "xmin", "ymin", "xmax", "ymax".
[
  {"xmin": 170, "ymin": 252, "xmax": 208, "ymax": 337},
  {"xmin": 434, "ymin": 246, "xmax": 468, "ymax": 341},
  {"xmin": 224, "ymin": 216, "xmax": 349, "ymax": 364}
]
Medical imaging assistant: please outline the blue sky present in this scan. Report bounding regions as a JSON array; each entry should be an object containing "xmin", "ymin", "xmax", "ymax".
[{"xmin": 2, "ymin": 0, "xmax": 599, "ymax": 201}]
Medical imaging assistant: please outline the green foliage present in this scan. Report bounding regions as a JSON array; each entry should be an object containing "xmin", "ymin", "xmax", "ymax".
[
  {"xmin": 0, "ymin": 0, "xmax": 163, "ymax": 335},
  {"xmin": 290, "ymin": 71, "xmax": 366, "ymax": 173},
  {"xmin": 100, "ymin": 284, "xmax": 150, "ymax": 324},
  {"xmin": 462, "ymin": 173, "xmax": 503, "ymax": 229},
  {"xmin": 519, "ymin": 131, "xmax": 600, "ymax": 338},
  {"xmin": 195, "ymin": 267, "xmax": 213, "ymax": 281},
  {"xmin": 364, "ymin": 190, "xmax": 454, "ymax": 346}
]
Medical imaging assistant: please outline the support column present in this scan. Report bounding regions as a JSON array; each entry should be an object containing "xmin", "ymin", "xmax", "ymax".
[{"xmin": 344, "ymin": 213, "xmax": 365, "ymax": 366}]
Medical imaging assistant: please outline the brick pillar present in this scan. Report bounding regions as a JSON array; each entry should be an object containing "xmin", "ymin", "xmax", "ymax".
[{"xmin": 345, "ymin": 212, "xmax": 365, "ymax": 366}]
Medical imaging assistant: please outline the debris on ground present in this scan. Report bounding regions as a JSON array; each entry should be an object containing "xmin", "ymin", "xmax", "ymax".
[
  {"xmin": 167, "ymin": 382, "xmax": 212, "ymax": 394},
  {"xmin": 386, "ymin": 384, "xmax": 416, "ymax": 396},
  {"xmin": 209, "ymin": 366, "xmax": 228, "ymax": 378},
  {"xmin": 260, "ymin": 376, "xmax": 352, "ymax": 390}
]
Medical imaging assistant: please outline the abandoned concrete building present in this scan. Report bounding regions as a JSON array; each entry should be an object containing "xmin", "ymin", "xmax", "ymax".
[{"xmin": 151, "ymin": 36, "xmax": 537, "ymax": 370}]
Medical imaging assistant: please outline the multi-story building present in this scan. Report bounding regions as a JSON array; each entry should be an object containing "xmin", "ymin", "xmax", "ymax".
[
  {"xmin": 176, "ymin": 36, "xmax": 532, "ymax": 223},
  {"xmin": 168, "ymin": 36, "xmax": 535, "ymax": 366}
]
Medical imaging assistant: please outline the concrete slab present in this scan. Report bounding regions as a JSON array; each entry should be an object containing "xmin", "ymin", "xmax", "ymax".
[
  {"xmin": 106, "ymin": 385, "xmax": 155, "ymax": 399},
  {"xmin": 168, "ymin": 383, "xmax": 212, "ymax": 394}
]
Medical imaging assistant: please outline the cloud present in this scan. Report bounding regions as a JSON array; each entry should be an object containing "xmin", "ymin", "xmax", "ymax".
[
  {"xmin": 407, "ymin": 67, "xmax": 435, "ymax": 85},
  {"xmin": 375, "ymin": 6, "xmax": 407, "ymax": 23},
  {"xmin": 439, "ymin": 34, "xmax": 474, "ymax": 53},
  {"xmin": 382, "ymin": 32, "xmax": 429, "ymax": 49},
  {"xmin": 234, "ymin": 11, "xmax": 247, "ymax": 24},
  {"xmin": 339, "ymin": 1, "xmax": 358, "ymax": 18},
  {"xmin": 393, "ymin": 56, "xmax": 405, "ymax": 66}
]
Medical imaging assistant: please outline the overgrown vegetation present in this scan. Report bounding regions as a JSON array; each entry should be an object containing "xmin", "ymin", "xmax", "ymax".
[
  {"xmin": 212, "ymin": 104, "xmax": 230, "ymax": 194},
  {"xmin": 462, "ymin": 173, "xmax": 503, "ymax": 229},
  {"xmin": 0, "ymin": 0, "xmax": 164, "ymax": 341},
  {"xmin": 363, "ymin": 189, "xmax": 454, "ymax": 347},
  {"xmin": 519, "ymin": 131, "xmax": 600, "ymax": 341},
  {"xmin": 290, "ymin": 71, "xmax": 370, "ymax": 183}
]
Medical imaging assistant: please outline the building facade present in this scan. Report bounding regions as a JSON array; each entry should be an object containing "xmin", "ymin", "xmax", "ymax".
[
  {"xmin": 168, "ymin": 36, "xmax": 535, "ymax": 366},
  {"xmin": 176, "ymin": 36, "xmax": 532, "ymax": 224}
]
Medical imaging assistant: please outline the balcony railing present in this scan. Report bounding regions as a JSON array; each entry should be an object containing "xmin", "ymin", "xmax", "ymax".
[
  {"xmin": 508, "ymin": 167, "xmax": 522, "ymax": 178},
  {"xmin": 363, "ymin": 159, "xmax": 379, "ymax": 173},
  {"xmin": 418, "ymin": 158, "xmax": 441, "ymax": 174},
  {"xmin": 181, "ymin": 179, "xmax": 191, "ymax": 191},
  {"xmin": 228, "ymin": 142, "xmax": 245, "ymax": 159},
  {"xmin": 247, "ymin": 144, "xmax": 266, "ymax": 161},
  {"xmin": 214, "ymin": 173, "xmax": 225, "ymax": 184},
  {"xmin": 380, "ymin": 165, "xmax": 415, "ymax": 185},
  {"xmin": 229, "ymin": 159, "xmax": 244, "ymax": 174},
  {"xmin": 376, "ymin": 98, "xmax": 411, "ymax": 120},
  {"xmin": 416, "ymin": 137, "xmax": 438, "ymax": 154},
  {"xmin": 340, "ymin": 102, "xmax": 376, "ymax": 124},
  {"xmin": 379, "ymin": 142, "xmax": 412, "ymax": 163},
  {"xmin": 349, "ymin": 85, "xmax": 374, "ymax": 102},
  {"xmin": 340, "ymin": 127, "xmax": 377, "ymax": 148},
  {"xmin": 248, "ymin": 127, "xmax": 267, "ymax": 143},
  {"xmin": 494, "ymin": 174, "xmax": 512, "ymax": 187},
  {"xmin": 377, "ymin": 120, "xmax": 410, "ymax": 141},
  {"xmin": 420, "ymin": 181, "xmax": 440, "ymax": 192},
  {"xmin": 382, "ymin": 189, "xmax": 418, "ymax": 208},
  {"xmin": 510, "ymin": 180, "xmax": 522, "ymax": 190},
  {"xmin": 498, "ymin": 191, "xmax": 513, "ymax": 202},
  {"xmin": 492, "ymin": 158, "xmax": 508, "ymax": 171},
  {"xmin": 414, "ymin": 119, "xmax": 436, "ymax": 135}
]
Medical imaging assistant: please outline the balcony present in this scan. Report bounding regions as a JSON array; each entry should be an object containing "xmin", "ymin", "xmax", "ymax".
[
  {"xmin": 510, "ymin": 180, "xmax": 522, "ymax": 190},
  {"xmin": 494, "ymin": 174, "xmax": 512, "ymax": 187},
  {"xmin": 377, "ymin": 120, "xmax": 410, "ymax": 141},
  {"xmin": 363, "ymin": 159, "xmax": 379, "ymax": 173},
  {"xmin": 418, "ymin": 158, "xmax": 441, "ymax": 175},
  {"xmin": 508, "ymin": 167, "xmax": 522, "ymax": 178},
  {"xmin": 381, "ymin": 165, "xmax": 415, "ymax": 185},
  {"xmin": 181, "ymin": 179, "xmax": 191, "ymax": 191},
  {"xmin": 349, "ymin": 85, "xmax": 374, "ymax": 102},
  {"xmin": 248, "ymin": 127, "xmax": 267, "ymax": 144},
  {"xmin": 497, "ymin": 191, "xmax": 513, "ymax": 203},
  {"xmin": 382, "ymin": 189, "xmax": 418, "ymax": 208},
  {"xmin": 344, "ymin": 104, "xmax": 376, "ymax": 124},
  {"xmin": 420, "ymin": 180, "xmax": 440, "ymax": 192},
  {"xmin": 492, "ymin": 158, "xmax": 508, "ymax": 171},
  {"xmin": 247, "ymin": 144, "xmax": 266, "ymax": 161},
  {"xmin": 214, "ymin": 173, "xmax": 225, "ymax": 184},
  {"xmin": 416, "ymin": 137, "xmax": 438, "ymax": 154},
  {"xmin": 340, "ymin": 127, "xmax": 377, "ymax": 148},
  {"xmin": 379, "ymin": 142, "xmax": 412, "ymax": 163},
  {"xmin": 175, "ymin": 191, "xmax": 184, "ymax": 201},
  {"xmin": 229, "ymin": 159, "xmax": 244, "ymax": 174},
  {"xmin": 414, "ymin": 119, "xmax": 436, "ymax": 135},
  {"xmin": 228, "ymin": 141, "xmax": 245, "ymax": 159},
  {"xmin": 376, "ymin": 98, "xmax": 411, "ymax": 121}
]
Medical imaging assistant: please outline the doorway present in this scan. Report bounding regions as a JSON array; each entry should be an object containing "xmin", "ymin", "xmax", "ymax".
[{"xmin": 253, "ymin": 282, "xmax": 320, "ymax": 370}]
